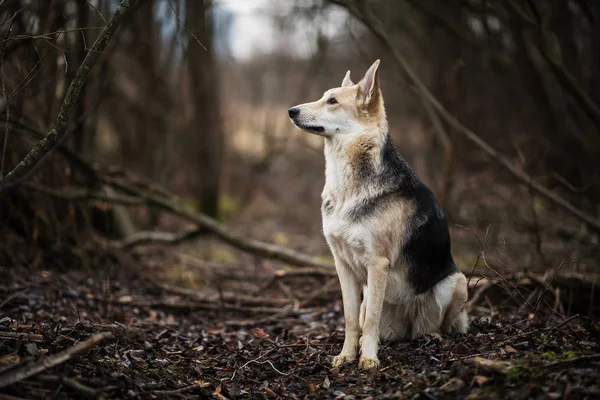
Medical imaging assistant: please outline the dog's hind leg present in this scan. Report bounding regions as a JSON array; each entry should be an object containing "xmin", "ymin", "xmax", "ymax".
[
  {"xmin": 441, "ymin": 273, "xmax": 469, "ymax": 334},
  {"xmin": 359, "ymin": 256, "xmax": 390, "ymax": 369},
  {"xmin": 332, "ymin": 260, "xmax": 362, "ymax": 368}
]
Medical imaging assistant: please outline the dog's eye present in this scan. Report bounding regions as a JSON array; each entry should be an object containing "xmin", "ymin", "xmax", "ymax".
[{"xmin": 327, "ymin": 97, "xmax": 338, "ymax": 105}]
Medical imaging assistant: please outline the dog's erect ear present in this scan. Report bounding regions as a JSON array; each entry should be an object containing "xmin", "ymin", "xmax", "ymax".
[
  {"xmin": 341, "ymin": 70, "xmax": 354, "ymax": 87},
  {"xmin": 358, "ymin": 59, "xmax": 381, "ymax": 106}
]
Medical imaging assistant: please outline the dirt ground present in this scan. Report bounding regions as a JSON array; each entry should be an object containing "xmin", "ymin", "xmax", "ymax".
[{"xmin": 1, "ymin": 240, "xmax": 600, "ymax": 400}]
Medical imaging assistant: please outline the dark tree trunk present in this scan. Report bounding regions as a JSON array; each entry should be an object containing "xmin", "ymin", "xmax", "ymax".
[{"xmin": 185, "ymin": 0, "xmax": 223, "ymax": 218}]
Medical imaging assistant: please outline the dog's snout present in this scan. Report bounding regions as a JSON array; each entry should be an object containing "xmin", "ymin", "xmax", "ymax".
[{"xmin": 288, "ymin": 107, "xmax": 300, "ymax": 118}]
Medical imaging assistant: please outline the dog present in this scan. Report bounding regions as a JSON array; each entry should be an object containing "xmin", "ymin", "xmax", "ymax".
[{"xmin": 288, "ymin": 60, "xmax": 469, "ymax": 369}]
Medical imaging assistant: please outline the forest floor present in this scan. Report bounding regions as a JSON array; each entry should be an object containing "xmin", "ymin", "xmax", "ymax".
[{"xmin": 1, "ymin": 237, "xmax": 600, "ymax": 400}]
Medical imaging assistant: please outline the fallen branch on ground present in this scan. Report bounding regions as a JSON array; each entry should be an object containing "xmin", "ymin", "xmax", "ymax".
[
  {"xmin": 112, "ymin": 227, "xmax": 205, "ymax": 249},
  {"xmin": 173, "ymin": 253, "xmax": 260, "ymax": 282},
  {"xmin": 537, "ymin": 354, "xmax": 600, "ymax": 370},
  {"xmin": 106, "ymin": 297, "xmax": 317, "ymax": 316},
  {"xmin": 300, "ymin": 278, "xmax": 340, "ymax": 307},
  {"xmin": 37, "ymin": 375, "xmax": 100, "ymax": 400},
  {"xmin": 151, "ymin": 382, "xmax": 210, "ymax": 397},
  {"xmin": 106, "ymin": 179, "xmax": 336, "ymax": 270},
  {"xmin": 0, "ymin": 332, "xmax": 43, "ymax": 342},
  {"xmin": 274, "ymin": 267, "xmax": 337, "ymax": 278},
  {"xmin": 154, "ymin": 281, "xmax": 292, "ymax": 307},
  {"xmin": 0, "ymin": 332, "xmax": 114, "ymax": 389}
]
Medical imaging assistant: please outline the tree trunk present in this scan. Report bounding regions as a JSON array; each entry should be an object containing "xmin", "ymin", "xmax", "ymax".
[{"xmin": 185, "ymin": 0, "xmax": 223, "ymax": 218}]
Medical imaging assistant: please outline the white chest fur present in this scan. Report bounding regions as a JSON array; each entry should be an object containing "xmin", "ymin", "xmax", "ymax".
[{"xmin": 322, "ymin": 207, "xmax": 373, "ymax": 283}]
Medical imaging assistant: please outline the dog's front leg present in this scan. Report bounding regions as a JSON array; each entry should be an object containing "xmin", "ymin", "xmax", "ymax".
[
  {"xmin": 359, "ymin": 257, "xmax": 389, "ymax": 369},
  {"xmin": 332, "ymin": 260, "xmax": 361, "ymax": 368}
]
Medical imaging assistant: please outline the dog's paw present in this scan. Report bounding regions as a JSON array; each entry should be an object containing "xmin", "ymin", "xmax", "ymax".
[
  {"xmin": 332, "ymin": 353, "xmax": 356, "ymax": 368},
  {"xmin": 358, "ymin": 356, "xmax": 380, "ymax": 370},
  {"xmin": 425, "ymin": 332, "xmax": 442, "ymax": 341}
]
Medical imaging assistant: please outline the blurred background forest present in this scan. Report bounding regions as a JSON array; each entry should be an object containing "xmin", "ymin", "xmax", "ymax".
[
  {"xmin": 1, "ymin": 0, "xmax": 598, "ymax": 274},
  {"xmin": 1, "ymin": 1, "xmax": 600, "ymax": 398}
]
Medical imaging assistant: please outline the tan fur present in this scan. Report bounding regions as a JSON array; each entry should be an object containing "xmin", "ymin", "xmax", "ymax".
[
  {"xmin": 441, "ymin": 273, "xmax": 469, "ymax": 334},
  {"xmin": 289, "ymin": 60, "xmax": 469, "ymax": 370}
]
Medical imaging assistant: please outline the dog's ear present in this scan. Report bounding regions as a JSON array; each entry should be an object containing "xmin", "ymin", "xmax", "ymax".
[
  {"xmin": 358, "ymin": 59, "xmax": 381, "ymax": 106},
  {"xmin": 341, "ymin": 70, "xmax": 354, "ymax": 87}
]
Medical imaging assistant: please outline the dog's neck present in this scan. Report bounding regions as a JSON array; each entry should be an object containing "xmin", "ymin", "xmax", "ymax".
[{"xmin": 322, "ymin": 121, "xmax": 389, "ymax": 200}]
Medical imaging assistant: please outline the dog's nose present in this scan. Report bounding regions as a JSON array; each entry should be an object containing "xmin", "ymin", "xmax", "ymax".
[{"xmin": 288, "ymin": 107, "xmax": 300, "ymax": 118}]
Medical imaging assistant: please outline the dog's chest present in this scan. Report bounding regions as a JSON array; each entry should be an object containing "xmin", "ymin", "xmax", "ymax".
[{"xmin": 322, "ymin": 197, "xmax": 374, "ymax": 280}]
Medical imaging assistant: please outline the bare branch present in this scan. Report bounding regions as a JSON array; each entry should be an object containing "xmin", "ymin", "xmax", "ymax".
[
  {"xmin": 507, "ymin": 0, "xmax": 600, "ymax": 135},
  {"xmin": 0, "ymin": 0, "xmax": 147, "ymax": 194},
  {"xmin": 107, "ymin": 179, "xmax": 336, "ymax": 270},
  {"xmin": 24, "ymin": 182, "xmax": 143, "ymax": 206}
]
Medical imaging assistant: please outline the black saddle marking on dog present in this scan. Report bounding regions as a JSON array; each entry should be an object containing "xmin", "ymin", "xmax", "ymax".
[
  {"xmin": 347, "ymin": 191, "xmax": 396, "ymax": 222},
  {"xmin": 350, "ymin": 133, "xmax": 458, "ymax": 293}
]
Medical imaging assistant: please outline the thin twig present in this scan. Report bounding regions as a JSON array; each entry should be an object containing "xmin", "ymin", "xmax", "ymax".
[
  {"xmin": 0, "ymin": 332, "xmax": 114, "ymax": 388},
  {"xmin": 167, "ymin": 0, "xmax": 207, "ymax": 51},
  {"xmin": 534, "ymin": 257, "xmax": 575, "ymax": 311},
  {"xmin": 0, "ymin": 27, "xmax": 106, "ymax": 45},
  {"xmin": 151, "ymin": 383, "xmax": 209, "ymax": 397},
  {"xmin": 37, "ymin": 375, "xmax": 101, "ymax": 400},
  {"xmin": 536, "ymin": 354, "xmax": 600, "ymax": 370},
  {"xmin": 86, "ymin": 0, "xmax": 108, "ymax": 24},
  {"xmin": 0, "ymin": 0, "xmax": 147, "ymax": 193}
]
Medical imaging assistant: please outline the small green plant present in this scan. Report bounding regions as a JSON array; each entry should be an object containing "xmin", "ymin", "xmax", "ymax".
[
  {"xmin": 507, "ymin": 366, "xmax": 523, "ymax": 383},
  {"xmin": 539, "ymin": 334, "xmax": 552, "ymax": 345}
]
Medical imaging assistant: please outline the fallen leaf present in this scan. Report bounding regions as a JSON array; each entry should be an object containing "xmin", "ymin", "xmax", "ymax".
[
  {"xmin": 213, "ymin": 384, "xmax": 227, "ymax": 400},
  {"xmin": 308, "ymin": 383, "xmax": 317, "ymax": 393},
  {"xmin": 440, "ymin": 378, "xmax": 465, "ymax": 392},
  {"xmin": 252, "ymin": 328, "xmax": 268, "ymax": 339},
  {"xmin": 323, "ymin": 376, "xmax": 331, "ymax": 389},
  {"xmin": 466, "ymin": 357, "xmax": 513, "ymax": 374},
  {"xmin": 504, "ymin": 345, "xmax": 517, "ymax": 353},
  {"xmin": 0, "ymin": 354, "xmax": 20, "ymax": 367},
  {"xmin": 473, "ymin": 375, "xmax": 489, "ymax": 386}
]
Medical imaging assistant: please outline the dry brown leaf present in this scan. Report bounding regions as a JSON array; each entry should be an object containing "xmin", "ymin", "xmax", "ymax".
[
  {"xmin": 505, "ymin": 345, "xmax": 517, "ymax": 353},
  {"xmin": 467, "ymin": 357, "xmax": 513, "ymax": 374},
  {"xmin": 213, "ymin": 384, "xmax": 227, "ymax": 400},
  {"xmin": 0, "ymin": 354, "xmax": 20, "ymax": 367},
  {"xmin": 473, "ymin": 375, "xmax": 489, "ymax": 386},
  {"xmin": 252, "ymin": 327, "xmax": 268, "ymax": 339}
]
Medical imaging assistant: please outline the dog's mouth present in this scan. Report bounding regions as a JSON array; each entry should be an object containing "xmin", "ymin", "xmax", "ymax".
[
  {"xmin": 303, "ymin": 125, "xmax": 325, "ymax": 134},
  {"xmin": 292, "ymin": 122, "xmax": 328, "ymax": 137}
]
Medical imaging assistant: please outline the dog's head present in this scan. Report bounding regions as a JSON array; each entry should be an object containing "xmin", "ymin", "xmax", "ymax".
[{"xmin": 288, "ymin": 59, "xmax": 385, "ymax": 138}]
